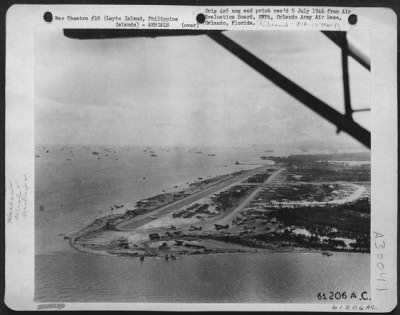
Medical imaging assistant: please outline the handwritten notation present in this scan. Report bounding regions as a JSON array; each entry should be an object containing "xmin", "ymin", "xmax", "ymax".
[{"xmin": 6, "ymin": 175, "xmax": 29, "ymax": 224}]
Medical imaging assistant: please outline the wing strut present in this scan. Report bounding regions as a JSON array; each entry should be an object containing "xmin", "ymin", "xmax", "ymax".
[
  {"xmin": 340, "ymin": 32, "xmax": 353, "ymax": 120},
  {"xmin": 324, "ymin": 31, "xmax": 371, "ymax": 126},
  {"xmin": 322, "ymin": 31, "xmax": 371, "ymax": 71},
  {"xmin": 207, "ymin": 31, "xmax": 370, "ymax": 148},
  {"xmin": 63, "ymin": 29, "xmax": 371, "ymax": 149}
]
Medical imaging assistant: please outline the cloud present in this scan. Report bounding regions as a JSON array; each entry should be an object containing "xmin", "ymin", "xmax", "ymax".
[{"xmin": 34, "ymin": 30, "xmax": 370, "ymax": 148}]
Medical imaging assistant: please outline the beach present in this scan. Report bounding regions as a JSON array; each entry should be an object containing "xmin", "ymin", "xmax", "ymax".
[{"xmin": 35, "ymin": 144, "xmax": 370, "ymax": 303}]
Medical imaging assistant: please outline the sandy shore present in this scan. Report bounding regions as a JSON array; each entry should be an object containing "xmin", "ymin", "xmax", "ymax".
[{"xmin": 67, "ymin": 165, "xmax": 369, "ymax": 259}]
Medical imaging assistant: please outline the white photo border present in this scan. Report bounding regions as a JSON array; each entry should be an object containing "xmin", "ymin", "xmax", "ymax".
[{"xmin": 4, "ymin": 4, "xmax": 397, "ymax": 311}]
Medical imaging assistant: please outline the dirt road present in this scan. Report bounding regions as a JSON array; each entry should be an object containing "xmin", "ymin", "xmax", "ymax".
[
  {"xmin": 207, "ymin": 167, "xmax": 286, "ymax": 227},
  {"xmin": 117, "ymin": 165, "xmax": 272, "ymax": 231}
]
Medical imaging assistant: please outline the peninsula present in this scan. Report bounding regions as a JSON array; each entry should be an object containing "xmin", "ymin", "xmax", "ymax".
[{"xmin": 67, "ymin": 152, "xmax": 371, "ymax": 259}]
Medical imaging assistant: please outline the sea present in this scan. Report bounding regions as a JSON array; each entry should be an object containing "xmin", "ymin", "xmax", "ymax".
[{"xmin": 35, "ymin": 144, "xmax": 370, "ymax": 303}]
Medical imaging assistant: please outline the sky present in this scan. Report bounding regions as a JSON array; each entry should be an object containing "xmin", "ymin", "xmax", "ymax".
[{"xmin": 34, "ymin": 29, "xmax": 371, "ymax": 148}]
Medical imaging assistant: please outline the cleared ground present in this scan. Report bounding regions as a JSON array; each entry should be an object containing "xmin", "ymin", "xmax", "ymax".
[{"xmin": 117, "ymin": 165, "xmax": 272, "ymax": 231}]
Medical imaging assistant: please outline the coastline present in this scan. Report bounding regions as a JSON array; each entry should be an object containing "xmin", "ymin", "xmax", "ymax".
[
  {"xmin": 63, "ymin": 152, "xmax": 371, "ymax": 260},
  {"xmin": 68, "ymin": 231, "xmax": 370, "ymax": 259}
]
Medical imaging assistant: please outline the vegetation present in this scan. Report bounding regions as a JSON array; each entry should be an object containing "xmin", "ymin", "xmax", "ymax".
[
  {"xmin": 211, "ymin": 185, "xmax": 255, "ymax": 212},
  {"xmin": 209, "ymin": 198, "xmax": 371, "ymax": 253},
  {"xmin": 246, "ymin": 170, "xmax": 273, "ymax": 183},
  {"xmin": 290, "ymin": 166, "xmax": 370, "ymax": 182},
  {"xmin": 211, "ymin": 230, "xmax": 369, "ymax": 253},
  {"xmin": 173, "ymin": 203, "xmax": 212, "ymax": 218},
  {"xmin": 268, "ymin": 152, "xmax": 370, "ymax": 163},
  {"xmin": 270, "ymin": 184, "xmax": 338, "ymax": 201},
  {"xmin": 271, "ymin": 198, "xmax": 370, "ymax": 234}
]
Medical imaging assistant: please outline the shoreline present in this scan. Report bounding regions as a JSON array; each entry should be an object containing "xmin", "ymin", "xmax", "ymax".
[
  {"xmin": 68, "ymin": 234, "xmax": 370, "ymax": 259},
  {"xmin": 66, "ymin": 162, "xmax": 370, "ymax": 259},
  {"xmin": 68, "ymin": 209, "xmax": 370, "ymax": 260}
]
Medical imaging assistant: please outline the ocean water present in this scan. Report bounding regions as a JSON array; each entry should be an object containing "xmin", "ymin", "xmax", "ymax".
[
  {"xmin": 35, "ymin": 251, "xmax": 369, "ymax": 303},
  {"xmin": 35, "ymin": 145, "xmax": 370, "ymax": 303},
  {"xmin": 35, "ymin": 145, "xmax": 272, "ymax": 254}
]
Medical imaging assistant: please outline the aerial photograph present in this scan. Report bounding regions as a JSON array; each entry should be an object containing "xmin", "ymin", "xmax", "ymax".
[{"xmin": 34, "ymin": 29, "xmax": 370, "ymax": 303}]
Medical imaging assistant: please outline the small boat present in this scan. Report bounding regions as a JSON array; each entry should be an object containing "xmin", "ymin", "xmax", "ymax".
[{"xmin": 322, "ymin": 252, "xmax": 333, "ymax": 256}]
